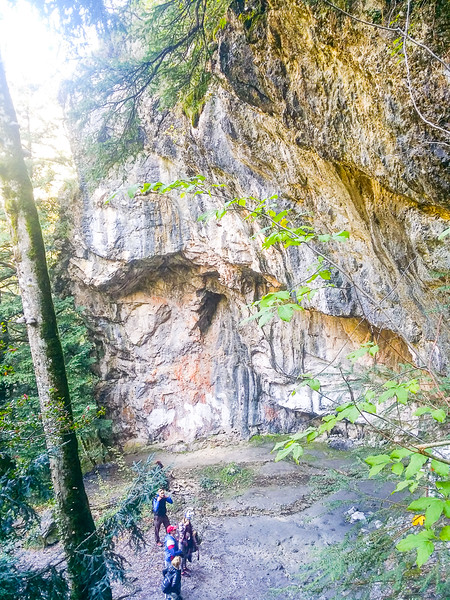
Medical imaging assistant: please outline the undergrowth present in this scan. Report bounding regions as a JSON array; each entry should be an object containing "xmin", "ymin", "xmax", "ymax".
[
  {"xmin": 199, "ymin": 462, "xmax": 253, "ymax": 493},
  {"xmin": 250, "ymin": 433, "xmax": 291, "ymax": 446},
  {"xmin": 287, "ymin": 520, "xmax": 450, "ymax": 600}
]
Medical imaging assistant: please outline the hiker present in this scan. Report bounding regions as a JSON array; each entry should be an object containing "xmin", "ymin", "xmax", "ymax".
[
  {"xmin": 153, "ymin": 488, "xmax": 173, "ymax": 546},
  {"xmin": 178, "ymin": 509, "xmax": 198, "ymax": 576},
  {"xmin": 161, "ymin": 555, "xmax": 183, "ymax": 600},
  {"xmin": 153, "ymin": 460, "xmax": 170, "ymax": 490},
  {"xmin": 164, "ymin": 525, "xmax": 183, "ymax": 568}
]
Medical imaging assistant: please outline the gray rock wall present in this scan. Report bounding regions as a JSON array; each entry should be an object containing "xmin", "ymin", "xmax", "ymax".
[{"xmin": 68, "ymin": 0, "xmax": 449, "ymax": 446}]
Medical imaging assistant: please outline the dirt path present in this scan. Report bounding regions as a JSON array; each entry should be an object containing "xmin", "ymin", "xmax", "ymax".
[
  {"xmin": 109, "ymin": 441, "xmax": 392, "ymax": 600},
  {"xmin": 19, "ymin": 440, "xmax": 394, "ymax": 599}
]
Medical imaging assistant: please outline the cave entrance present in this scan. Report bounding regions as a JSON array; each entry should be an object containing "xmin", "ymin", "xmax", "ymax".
[{"xmin": 196, "ymin": 290, "xmax": 224, "ymax": 334}]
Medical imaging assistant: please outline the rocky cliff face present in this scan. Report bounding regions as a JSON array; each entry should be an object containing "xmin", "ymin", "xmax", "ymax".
[{"xmin": 68, "ymin": 0, "xmax": 449, "ymax": 446}]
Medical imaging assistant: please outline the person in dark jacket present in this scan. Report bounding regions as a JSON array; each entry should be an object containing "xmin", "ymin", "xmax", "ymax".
[
  {"xmin": 164, "ymin": 525, "xmax": 183, "ymax": 568},
  {"xmin": 153, "ymin": 460, "xmax": 170, "ymax": 490},
  {"xmin": 153, "ymin": 488, "xmax": 173, "ymax": 546},
  {"xmin": 162, "ymin": 555, "xmax": 183, "ymax": 600},
  {"xmin": 178, "ymin": 509, "xmax": 198, "ymax": 576}
]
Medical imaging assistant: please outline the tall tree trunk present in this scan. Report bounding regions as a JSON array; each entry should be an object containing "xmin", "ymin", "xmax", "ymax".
[{"xmin": 0, "ymin": 53, "xmax": 112, "ymax": 600}]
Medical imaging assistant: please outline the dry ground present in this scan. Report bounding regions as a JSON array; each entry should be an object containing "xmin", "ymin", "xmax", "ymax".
[{"xmin": 19, "ymin": 440, "xmax": 395, "ymax": 600}]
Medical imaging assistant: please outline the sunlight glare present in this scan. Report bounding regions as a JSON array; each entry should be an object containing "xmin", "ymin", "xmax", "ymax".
[{"xmin": 0, "ymin": 0, "xmax": 67, "ymax": 88}]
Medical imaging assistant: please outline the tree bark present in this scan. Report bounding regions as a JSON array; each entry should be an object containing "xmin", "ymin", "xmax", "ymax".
[{"xmin": 0, "ymin": 52, "xmax": 112, "ymax": 600}]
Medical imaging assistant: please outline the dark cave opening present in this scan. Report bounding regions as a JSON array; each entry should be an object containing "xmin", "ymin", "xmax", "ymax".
[{"xmin": 196, "ymin": 290, "xmax": 224, "ymax": 334}]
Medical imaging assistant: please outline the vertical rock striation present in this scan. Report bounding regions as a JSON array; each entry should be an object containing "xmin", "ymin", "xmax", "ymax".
[{"xmin": 68, "ymin": 0, "xmax": 449, "ymax": 445}]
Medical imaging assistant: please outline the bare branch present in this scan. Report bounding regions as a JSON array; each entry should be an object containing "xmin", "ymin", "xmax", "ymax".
[
  {"xmin": 402, "ymin": 0, "xmax": 450, "ymax": 137},
  {"xmin": 322, "ymin": 0, "xmax": 450, "ymax": 73}
]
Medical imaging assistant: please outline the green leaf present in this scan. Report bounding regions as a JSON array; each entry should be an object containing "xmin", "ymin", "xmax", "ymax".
[
  {"xmin": 431, "ymin": 409, "xmax": 446, "ymax": 423},
  {"xmin": 384, "ymin": 380, "xmax": 397, "ymax": 389},
  {"xmin": 273, "ymin": 210, "xmax": 289, "ymax": 223},
  {"xmin": 439, "ymin": 526, "xmax": 450, "ymax": 541},
  {"xmin": 408, "ymin": 497, "xmax": 433, "ymax": 511},
  {"xmin": 317, "ymin": 234, "xmax": 331, "ymax": 242},
  {"xmin": 391, "ymin": 462, "xmax": 404, "ymax": 475},
  {"xmin": 346, "ymin": 347, "xmax": 368, "ymax": 362},
  {"xmin": 332, "ymin": 230, "xmax": 350, "ymax": 241},
  {"xmin": 260, "ymin": 291, "xmax": 291, "ymax": 307},
  {"xmin": 395, "ymin": 387, "xmax": 409, "ymax": 404},
  {"xmin": 272, "ymin": 440, "xmax": 288, "ymax": 451},
  {"xmin": 392, "ymin": 480, "xmax": 413, "ymax": 493},
  {"xmin": 396, "ymin": 533, "xmax": 422, "ymax": 551},
  {"xmin": 404, "ymin": 453, "xmax": 428, "ymax": 479},
  {"xmin": 106, "ymin": 191, "xmax": 117, "ymax": 203},
  {"xmin": 292, "ymin": 444, "xmax": 304, "ymax": 462},
  {"xmin": 318, "ymin": 270, "xmax": 331, "ymax": 280},
  {"xmin": 416, "ymin": 541, "xmax": 434, "ymax": 567},
  {"xmin": 369, "ymin": 463, "xmax": 389, "ymax": 477},
  {"xmin": 258, "ymin": 311, "xmax": 273, "ymax": 327},
  {"xmin": 340, "ymin": 405, "xmax": 360, "ymax": 423},
  {"xmin": 436, "ymin": 481, "xmax": 450, "ymax": 497},
  {"xmin": 302, "ymin": 378, "xmax": 321, "ymax": 392},
  {"xmin": 318, "ymin": 417, "xmax": 337, "ymax": 434},
  {"xmin": 365, "ymin": 454, "xmax": 391, "ymax": 466},
  {"xmin": 361, "ymin": 401, "xmax": 377, "ymax": 414},
  {"xmin": 379, "ymin": 389, "xmax": 396, "ymax": 403},
  {"xmin": 197, "ymin": 209, "xmax": 217, "ymax": 222},
  {"xmin": 425, "ymin": 499, "xmax": 444, "ymax": 526},
  {"xmin": 406, "ymin": 379, "xmax": 420, "ymax": 394},
  {"xmin": 431, "ymin": 459, "xmax": 449, "ymax": 477},
  {"xmin": 291, "ymin": 428, "xmax": 314, "ymax": 441},
  {"xmin": 127, "ymin": 184, "xmax": 140, "ymax": 198},
  {"xmin": 306, "ymin": 431, "xmax": 318, "ymax": 442},
  {"xmin": 275, "ymin": 445, "xmax": 294, "ymax": 462},
  {"xmin": 323, "ymin": 414, "xmax": 338, "ymax": 421},
  {"xmin": 306, "ymin": 272, "xmax": 318, "ymax": 284},
  {"xmin": 414, "ymin": 406, "xmax": 432, "ymax": 417},
  {"xmin": 417, "ymin": 529, "xmax": 435, "ymax": 541},
  {"xmin": 444, "ymin": 501, "xmax": 450, "ymax": 517},
  {"xmin": 390, "ymin": 448, "xmax": 413, "ymax": 460},
  {"xmin": 345, "ymin": 342, "xmax": 378, "ymax": 363},
  {"xmin": 277, "ymin": 304, "xmax": 295, "ymax": 322},
  {"xmin": 240, "ymin": 311, "xmax": 262, "ymax": 325}
]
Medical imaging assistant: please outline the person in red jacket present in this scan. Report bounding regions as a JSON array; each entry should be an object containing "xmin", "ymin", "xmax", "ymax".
[{"xmin": 164, "ymin": 525, "xmax": 183, "ymax": 568}]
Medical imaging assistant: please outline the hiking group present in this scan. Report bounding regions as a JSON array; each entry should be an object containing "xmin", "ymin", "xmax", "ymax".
[{"xmin": 153, "ymin": 487, "xmax": 200, "ymax": 600}]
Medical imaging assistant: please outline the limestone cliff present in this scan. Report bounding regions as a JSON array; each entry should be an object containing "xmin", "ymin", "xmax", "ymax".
[{"xmin": 67, "ymin": 0, "xmax": 450, "ymax": 446}]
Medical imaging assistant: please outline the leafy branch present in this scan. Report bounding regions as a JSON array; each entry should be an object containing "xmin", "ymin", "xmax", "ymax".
[{"xmin": 123, "ymin": 175, "xmax": 449, "ymax": 570}]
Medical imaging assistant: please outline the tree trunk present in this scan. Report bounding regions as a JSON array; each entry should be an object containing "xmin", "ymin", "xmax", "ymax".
[{"xmin": 0, "ymin": 53, "xmax": 112, "ymax": 600}]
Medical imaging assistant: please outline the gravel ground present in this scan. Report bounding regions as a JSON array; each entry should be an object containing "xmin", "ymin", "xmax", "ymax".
[{"xmin": 17, "ymin": 441, "xmax": 395, "ymax": 600}]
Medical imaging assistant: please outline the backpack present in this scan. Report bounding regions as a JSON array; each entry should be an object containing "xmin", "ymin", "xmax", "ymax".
[
  {"xmin": 193, "ymin": 529, "xmax": 202, "ymax": 546},
  {"xmin": 161, "ymin": 572, "xmax": 172, "ymax": 594}
]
